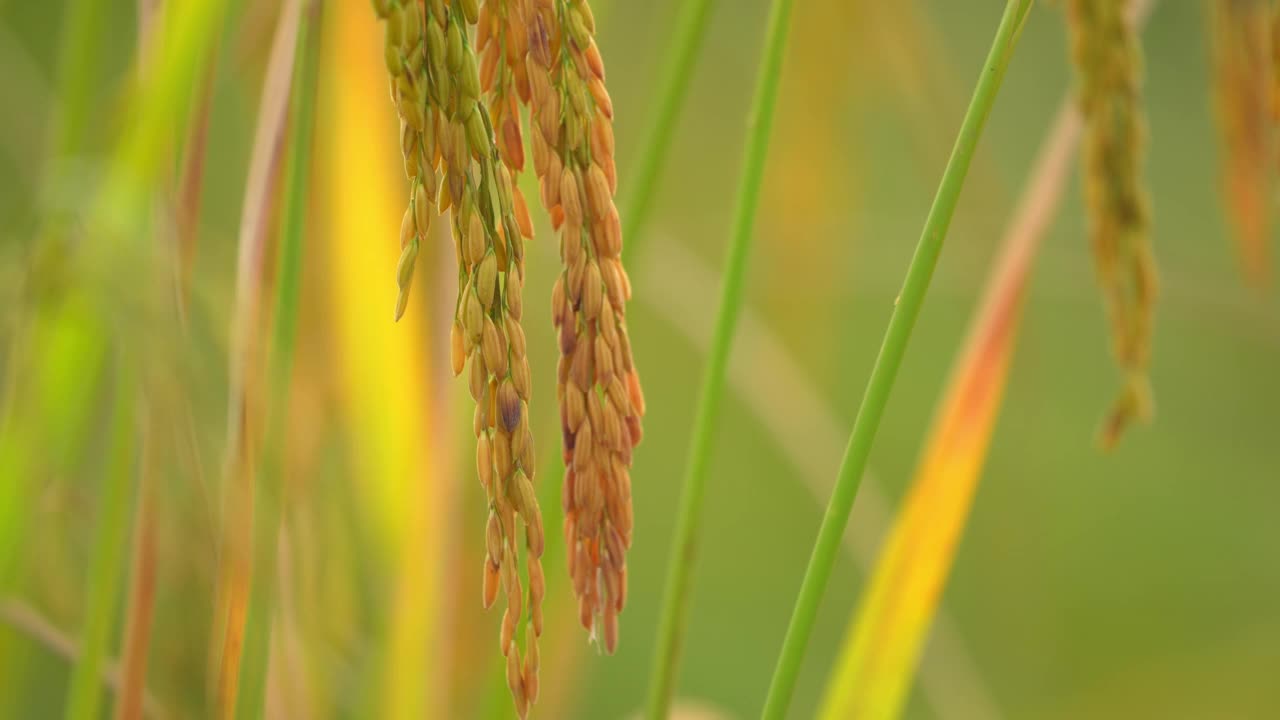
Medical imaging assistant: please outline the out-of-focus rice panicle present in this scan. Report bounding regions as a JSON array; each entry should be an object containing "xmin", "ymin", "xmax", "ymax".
[
  {"xmin": 1209, "ymin": 0, "xmax": 1273, "ymax": 286},
  {"xmin": 1272, "ymin": 3, "xmax": 1280, "ymax": 122},
  {"xmin": 373, "ymin": 2, "xmax": 544, "ymax": 716},
  {"xmin": 1066, "ymin": 0, "xmax": 1158, "ymax": 448},
  {"xmin": 519, "ymin": 0, "xmax": 643, "ymax": 655}
]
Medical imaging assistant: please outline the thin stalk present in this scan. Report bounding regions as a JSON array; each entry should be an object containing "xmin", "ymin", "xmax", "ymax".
[
  {"xmin": 115, "ymin": 438, "xmax": 157, "ymax": 720},
  {"xmin": 209, "ymin": 0, "xmax": 303, "ymax": 710},
  {"xmin": 759, "ymin": 2, "xmax": 1034, "ymax": 717},
  {"xmin": 175, "ymin": 58, "xmax": 220, "ymax": 312},
  {"xmin": 64, "ymin": 371, "xmax": 137, "ymax": 720},
  {"xmin": 233, "ymin": 2, "xmax": 322, "ymax": 717},
  {"xmin": 48, "ymin": 0, "xmax": 108, "ymax": 165},
  {"xmin": 113, "ymin": 5, "xmax": 174, "ymax": 715},
  {"xmin": 619, "ymin": 0, "xmax": 717, "ymax": 260},
  {"xmin": 644, "ymin": 0, "xmax": 796, "ymax": 717}
]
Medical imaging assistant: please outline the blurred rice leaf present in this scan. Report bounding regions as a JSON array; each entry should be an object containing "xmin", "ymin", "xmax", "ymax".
[
  {"xmin": 93, "ymin": 0, "xmax": 229, "ymax": 242},
  {"xmin": 231, "ymin": 1, "xmax": 323, "ymax": 717},
  {"xmin": 319, "ymin": 3, "xmax": 446, "ymax": 716},
  {"xmin": 63, "ymin": 367, "xmax": 136, "ymax": 720},
  {"xmin": 7, "ymin": 2, "xmax": 229, "ymax": 716},
  {"xmin": 210, "ymin": 0, "xmax": 304, "ymax": 714}
]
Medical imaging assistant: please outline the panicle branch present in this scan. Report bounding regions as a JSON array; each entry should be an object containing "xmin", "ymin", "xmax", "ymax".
[
  {"xmin": 372, "ymin": 1, "xmax": 544, "ymax": 715},
  {"xmin": 520, "ymin": 0, "xmax": 645, "ymax": 655}
]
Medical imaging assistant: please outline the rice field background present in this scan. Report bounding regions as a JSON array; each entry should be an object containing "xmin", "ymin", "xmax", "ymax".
[{"xmin": 1, "ymin": 1, "xmax": 1278, "ymax": 719}]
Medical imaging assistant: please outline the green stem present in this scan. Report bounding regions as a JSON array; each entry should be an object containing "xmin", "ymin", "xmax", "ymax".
[
  {"xmin": 63, "ymin": 368, "xmax": 136, "ymax": 720},
  {"xmin": 234, "ymin": 3, "xmax": 323, "ymax": 718},
  {"xmin": 759, "ymin": 2, "xmax": 1033, "ymax": 717},
  {"xmin": 48, "ymin": 0, "xmax": 108, "ymax": 165},
  {"xmin": 618, "ymin": 0, "xmax": 717, "ymax": 259},
  {"xmin": 644, "ymin": 0, "xmax": 796, "ymax": 717}
]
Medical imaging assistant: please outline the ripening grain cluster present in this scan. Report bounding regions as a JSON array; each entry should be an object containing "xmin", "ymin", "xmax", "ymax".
[
  {"xmin": 373, "ymin": 0, "xmax": 545, "ymax": 715},
  {"xmin": 1208, "ymin": 0, "xmax": 1273, "ymax": 286},
  {"xmin": 520, "ymin": 0, "xmax": 645, "ymax": 658},
  {"xmin": 371, "ymin": 0, "xmax": 641, "ymax": 715}
]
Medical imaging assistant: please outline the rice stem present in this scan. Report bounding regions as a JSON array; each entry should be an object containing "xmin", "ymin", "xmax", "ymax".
[
  {"xmin": 644, "ymin": 0, "xmax": 796, "ymax": 716},
  {"xmin": 618, "ymin": 0, "xmax": 717, "ymax": 259},
  {"xmin": 759, "ymin": 2, "xmax": 1034, "ymax": 717}
]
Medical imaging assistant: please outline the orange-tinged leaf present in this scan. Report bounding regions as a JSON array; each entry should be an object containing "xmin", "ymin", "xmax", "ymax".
[
  {"xmin": 819, "ymin": 106, "xmax": 1083, "ymax": 720},
  {"xmin": 115, "ymin": 436, "xmax": 157, "ymax": 720}
]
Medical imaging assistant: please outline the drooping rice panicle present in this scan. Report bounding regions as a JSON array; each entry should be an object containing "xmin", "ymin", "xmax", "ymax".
[
  {"xmin": 1065, "ymin": 0, "xmax": 1158, "ymax": 447},
  {"xmin": 373, "ymin": 2, "xmax": 545, "ymax": 716},
  {"xmin": 521, "ymin": 0, "xmax": 645, "ymax": 655},
  {"xmin": 1272, "ymin": 3, "xmax": 1280, "ymax": 123},
  {"xmin": 1209, "ymin": 0, "xmax": 1273, "ymax": 286}
]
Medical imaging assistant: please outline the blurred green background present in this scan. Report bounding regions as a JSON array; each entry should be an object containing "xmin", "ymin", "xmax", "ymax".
[{"xmin": 1, "ymin": 0, "xmax": 1277, "ymax": 718}]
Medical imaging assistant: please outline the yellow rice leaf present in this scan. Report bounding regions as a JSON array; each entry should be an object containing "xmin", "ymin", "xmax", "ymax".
[{"xmin": 320, "ymin": 5, "xmax": 447, "ymax": 717}]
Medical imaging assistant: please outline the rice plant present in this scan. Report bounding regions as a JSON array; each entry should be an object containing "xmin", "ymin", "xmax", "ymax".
[{"xmin": 1, "ymin": 1, "xmax": 1276, "ymax": 719}]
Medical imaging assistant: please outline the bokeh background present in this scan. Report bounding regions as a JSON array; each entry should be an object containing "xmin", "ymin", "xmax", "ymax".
[{"xmin": 1, "ymin": 0, "xmax": 1277, "ymax": 718}]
